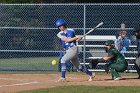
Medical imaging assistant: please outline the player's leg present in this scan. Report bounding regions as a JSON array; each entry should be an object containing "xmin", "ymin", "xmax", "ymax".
[
  {"xmin": 68, "ymin": 46, "xmax": 92, "ymax": 74},
  {"xmin": 66, "ymin": 46, "xmax": 94, "ymax": 81},
  {"xmin": 58, "ymin": 63, "xmax": 67, "ymax": 81},
  {"xmin": 59, "ymin": 55, "xmax": 70, "ymax": 81},
  {"xmin": 109, "ymin": 63, "xmax": 122, "ymax": 80},
  {"xmin": 59, "ymin": 46, "xmax": 78, "ymax": 81},
  {"xmin": 71, "ymin": 56, "xmax": 95, "ymax": 81},
  {"xmin": 110, "ymin": 69, "xmax": 121, "ymax": 80},
  {"xmin": 110, "ymin": 63, "xmax": 126, "ymax": 80}
]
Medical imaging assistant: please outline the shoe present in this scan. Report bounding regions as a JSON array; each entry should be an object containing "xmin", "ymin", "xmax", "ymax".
[
  {"xmin": 112, "ymin": 76, "xmax": 116, "ymax": 80},
  {"xmin": 137, "ymin": 76, "xmax": 140, "ymax": 79},
  {"xmin": 88, "ymin": 76, "xmax": 93, "ymax": 81},
  {"xmin": 114, "ymin": 77, "xmax": 122, "ymax": 81},
  {"xmin": 58, "ymin": 77, "xmax": 66, "ymax": 82},
  {"xmin": 88, "ymin": 73, "xmax": 96, "ymax": 81}
]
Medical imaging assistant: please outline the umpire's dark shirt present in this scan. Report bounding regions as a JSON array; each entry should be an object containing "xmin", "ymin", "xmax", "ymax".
[{"xmin": 137, "ymin": 39, "xmax": 140, "ymax": 57}]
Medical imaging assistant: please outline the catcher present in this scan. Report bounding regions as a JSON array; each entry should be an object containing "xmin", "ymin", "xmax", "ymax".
[{"xmin": 90, "ymin": 40, "xmax": 128, "ymax": 80}]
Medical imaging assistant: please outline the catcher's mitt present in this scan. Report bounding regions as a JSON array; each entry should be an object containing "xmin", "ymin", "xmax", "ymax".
[
  {"xmin": 89, "ymin": 59, "xmax": 99, "ymax": 69},
  {"xmin": 104, "ymin": 63, "xmax": 110, "ymax": 74}
]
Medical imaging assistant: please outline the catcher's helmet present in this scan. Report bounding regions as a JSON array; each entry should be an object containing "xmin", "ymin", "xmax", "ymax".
[
  {"xmin": 105, "ymin": 40, "xmax": 115, "ymax": 46},
  {"xmin": 56, "ymin": 19, "xmax": 66, "ymax": 28}
]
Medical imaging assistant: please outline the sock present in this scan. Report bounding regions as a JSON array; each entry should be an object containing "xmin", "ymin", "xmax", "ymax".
[
  {"xmin": 61, "ymin": 71, "xmax": 66, "ymax": 78},
  {"xmin": 86, "ymin": 70, "xmax": 92, "ymax": 76},
  {"xmin": 80, "ymin": 65, "xmax": 92, "ymax": 76},
  {"xmin": 61, "ymin": 63, "xmax": 66, "ymax": 78}
]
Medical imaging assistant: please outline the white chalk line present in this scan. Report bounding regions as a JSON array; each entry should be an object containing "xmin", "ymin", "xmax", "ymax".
[
  {"xmin": 0, "ymin": 77, "xmax": 62, "ymax": 88},
  {"xmin": 0, "ymin": 81, "xmax": 40, "ymax": 88},
  {"xmin": 0, "ymin": 78, "xmax": 27, "ymax": 81},
  {"xmin": 67, "ymin": 77, "xmax": 82, "ymax": 80},
  {"xmin": 0, "ymin": 77, "xmax": 83, "ymax": 88}
]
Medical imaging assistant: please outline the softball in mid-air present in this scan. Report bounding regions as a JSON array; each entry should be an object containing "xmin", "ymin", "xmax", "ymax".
[{"xmin": 52, "ymin": 60, "xmax": 57, "ymax": 65}]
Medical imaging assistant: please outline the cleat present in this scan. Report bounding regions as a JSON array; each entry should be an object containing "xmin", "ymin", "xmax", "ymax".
[
  {"xmin": 58, "ymin": 77, "xmax": 66, "ymax": 82},
  {"xmin": 114, "ymin": 77, "xmax": 122, "ymax": 81},
  {"xmin": 112, "ymin": 76, "xmax": 115, "ymax": 80},
  {"xmin": 88, "ymin": 76, "xmax": 93, "ymax": 81},
  {"xmin": 88, "ymin": 73, "xmax": 95, "ymax": 81}
]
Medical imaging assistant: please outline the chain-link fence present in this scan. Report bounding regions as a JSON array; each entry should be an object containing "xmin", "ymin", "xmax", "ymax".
[{"xmin": 0, "ymin": 4, "xmax": 139, "ymax": 72}]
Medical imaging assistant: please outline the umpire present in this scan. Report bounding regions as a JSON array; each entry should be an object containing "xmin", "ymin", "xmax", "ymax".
[{"xmin": 134, "ymin": 26, "xmax": 140, "ymax": 79}]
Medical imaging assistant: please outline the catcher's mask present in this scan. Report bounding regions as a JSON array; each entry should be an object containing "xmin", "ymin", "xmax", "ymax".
[{"xmin": 104, "ymin": 40, "xmax": 115, "ymax": 52}]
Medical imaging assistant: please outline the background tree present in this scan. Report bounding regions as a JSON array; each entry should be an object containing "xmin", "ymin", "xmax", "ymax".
[{"xmin": 38, "ymin": 0, "xmax": 140, "ymax": 3}]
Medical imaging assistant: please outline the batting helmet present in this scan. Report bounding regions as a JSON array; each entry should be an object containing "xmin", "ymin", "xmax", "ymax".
[
  {"xmin": 105, "ymin": 40, "xmax": 115, "ymax": 46},
  {"xmin": 56, "ymin": 19, "xmax": 66, "ymax": 28}
]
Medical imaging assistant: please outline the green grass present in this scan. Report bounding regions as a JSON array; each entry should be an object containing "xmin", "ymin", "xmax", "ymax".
[
  {"xmin": 0, "ymin": 57, "xmax": 59, "ymax": 71},
  {"xmin": 17, "ymin": 85, "xmax": 140, "ymax": 93}
]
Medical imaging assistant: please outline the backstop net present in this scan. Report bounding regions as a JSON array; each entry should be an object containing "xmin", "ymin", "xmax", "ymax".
[{"xmin": 0, "ymin": 4, "xmax": 139, "ymax": 72}]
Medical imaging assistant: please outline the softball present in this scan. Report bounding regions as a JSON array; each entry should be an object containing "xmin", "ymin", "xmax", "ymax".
[{"xmin": 52, "ymin": 60, "xmax": 57, "ymax": 65}]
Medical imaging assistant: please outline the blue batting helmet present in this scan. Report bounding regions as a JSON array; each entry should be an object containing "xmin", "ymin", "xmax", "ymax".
[{"xmin": 56, "ymin": 19, "xmax": 66, "ymax": 28}]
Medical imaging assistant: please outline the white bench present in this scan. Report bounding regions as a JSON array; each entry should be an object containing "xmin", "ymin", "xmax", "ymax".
[
  {"xmin": 78, "ymin": 45, "xmax": 137, "ymax": 48},
  {"xmin": 77, "ymin": 35, "xmax": 136, "ymax": 47},
  {"xmin": 88, "ymin": 57, "xmax": 136, "ymax": 60},
  {"xmin": 79, "ymin": 35, "xmax": 116, "ymax": 41},
  {"xmin": 77, "ymin": 35, "xmax": 117, "ymax": 53}
]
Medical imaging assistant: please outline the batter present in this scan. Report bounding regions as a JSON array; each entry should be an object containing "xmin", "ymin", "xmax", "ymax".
[{"xmin": 56, "ymin": 19, "xmax": 94, "ymax": 81}]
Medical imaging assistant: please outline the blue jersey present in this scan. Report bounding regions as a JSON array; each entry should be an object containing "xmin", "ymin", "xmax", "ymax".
[
  {"xmin": 57, "ymin": 29, "xmax": 76, "ymax": 49},
  {"xmin": 115, "ymin": 36, "xmax": 131, "ymax": 51}
]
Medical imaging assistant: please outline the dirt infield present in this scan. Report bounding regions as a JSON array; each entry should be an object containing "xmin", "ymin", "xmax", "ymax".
[{"xmin": 0, "ymin": 73, "xmax": 140, "ymax": 93}]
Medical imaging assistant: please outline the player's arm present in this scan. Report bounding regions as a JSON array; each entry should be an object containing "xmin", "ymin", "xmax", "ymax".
[
  {"xmin": 100, "ymin": 55, "xmax": 113, "ymax": 61},
  {"xmin": 57, "ymin": 33, "xmax": 81, "ymax": 42},
  {"xmin": 62, "ymin": 36, "xmax": 81, "ymax": 42},
  {"xmin": 89, "ymin": 55, "xmax": 113, "ymax": 69},
  {"xmin": 97, "ymin": 54, "xmax": 114, "ymax": 62}
]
